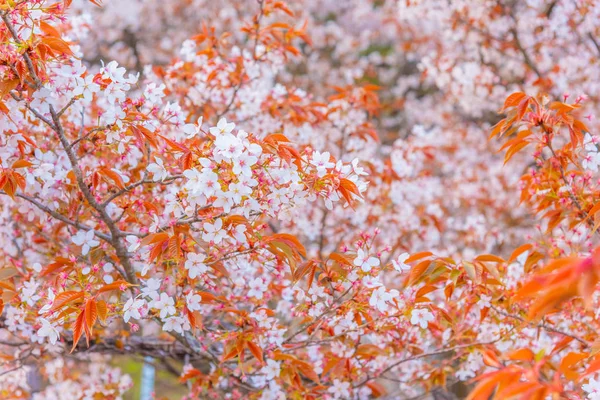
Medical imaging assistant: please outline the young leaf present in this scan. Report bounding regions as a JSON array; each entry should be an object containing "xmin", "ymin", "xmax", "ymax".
[{"xmin": 70, "ymin": 310, "xmax": 86, "ymax": 353}]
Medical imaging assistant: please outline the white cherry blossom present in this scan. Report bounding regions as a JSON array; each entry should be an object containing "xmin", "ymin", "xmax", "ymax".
[
  {"xmin": 71, "ymin": 230, "xmax": 100, "ymax": 256},
  {"xmin": 353, "ymin": 249, "xmax": 380, "ymax": 272},
  {"xmin": 411, "ymin": 308, "xmax": 435, "ymax": 329}
]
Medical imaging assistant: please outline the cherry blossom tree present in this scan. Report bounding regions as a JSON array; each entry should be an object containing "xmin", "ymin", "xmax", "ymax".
[{"xmin": 2, "ymin": 0, "xmax": 600, "ymax": 399}]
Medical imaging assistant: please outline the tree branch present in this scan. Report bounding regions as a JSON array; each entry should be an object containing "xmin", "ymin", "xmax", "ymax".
[
  {"xmin": 1, "ymin": 11, "xmax": 42, "ymax": 89},
  {"xmin": 0, "ymin": 191, "xmax": 112, "ymax": 242}
]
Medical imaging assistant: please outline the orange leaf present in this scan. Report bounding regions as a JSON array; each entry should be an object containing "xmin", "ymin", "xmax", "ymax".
[
  {"xmin": 475, "ymin": 254, "xmax": 505, "ymax": 263},
  {"xmin": 11, "ymin": 160, "xmax": 33, "ymax": 169},
  {"xmin": 222, "ymin": 345, "xmax": 240, "ymax": 362},
  {"xmin": 494, "ymin": 382, "xmax": 542, "ymax": 399},
  {"xmin": 508, "ymin": 244, "xmax": 532, "ymax": 263},
  {"xmin": 70, "ymin": 310, "xmax": 85, "ymax": 353},
  {"xmin": 501, "ymin": 92, "xmax": 528, "ymax": 111},
  {"xmin": 366, "ymin": 381, "xmax": 386, "ymax": 398},
  {"xmin": 467, "ymin": 375, "xmax": 499, "ymax": 400},
  {"xmin": 98, "ymin": 167, "xmax": 126, "ymax": 189},
  {"xmin": 131, "ymin": 125, "xmax": 159, "ymax": 148},
  {"xmin": 50, "ymin": 291, "xmax": 85, "ymax": 312},
  {"xmin": 404, "ymin": 252, "xmax": 432, "ymax": 264},
  {"xmin": 415, "ymin": 285, "xmax": 437, "ymax": 298},
  {"xmin": 40, "ymin": 258, "xmax": 74, "ymax": 277},
  {"xmin": 584, "ymin": 355, "xmax": 600, "ymax": 376},
  {"xmin": 504, "ymin": 140, "xmax": 530, "ymax": 164},
  {"xmin": 84, "ymin": 299, "xmax": 97, "ymax": 336},
  {"xmin": 39, "ymin": 21, "xmax": 61, "ymax": 37},
  {"xmin": 141, "ymin": 232, "xmax": 170, "ymax": 247},
  {"xmin": 42, "ymin": 37, "xmax": 73, "ymax": 56},
  {"xmin": 506, "ymin": 348, "xmax": 534, "ymax": 362},
  {"xmin": 97, "ymin": 280, "xmax": 132, "ymax": 294},
  {"xmin": 329, "ymin": 252, "xmax": 353, "ymax": 265},
  {"xmin": 356, "ymin": 344, "xmax": 386, "ymax": 358},
  {"xmin": 246, "ymin": 341, "xmax": 264, "ymax": 365},
  {"xmin": 179, "ymin": 368, "xmax": 202, "ymax": 382},
  {"xmin": 408, "ymin": 259, "xmax": 430, "ymax": 285},
  {"xmin": 559, "ymin": 352, "xmax": 587, "ymax": 380},
  {"xmin": 96, "ymin": 300, "xmax": 108, "ymax": 323}
]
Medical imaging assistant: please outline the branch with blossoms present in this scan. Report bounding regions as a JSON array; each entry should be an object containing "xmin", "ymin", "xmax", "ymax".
[{"xmin": 3, "ymin": 1, "xmax": 600, "ymax": 399}]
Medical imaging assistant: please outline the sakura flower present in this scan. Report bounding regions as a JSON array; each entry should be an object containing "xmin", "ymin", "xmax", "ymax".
[
  {"xmin": 391, "ymin": 252, "xmax": 410, "ymax": 272},
  {"xmin": 328, "ymin": 379, "xmax": 351, "ymax": 399},
  {"xmin": 232, "ymin": 224, "xmax": 247, "ymax": 244},
  {"xmin": 37, "ymin": 318, "xmax": 60, "ymax": 345},
  {"xmin": 184, "ymin": 167, "xmax": 219, "ymax": 197},
  {"xmin": 123, "ymin": 297, "xmax": 145, "ymax": 323},
  {"xmin": 369, "ymin": 286, "xmax": 399, "ymax": 313},
  {"xmin": 39, "ymin": 289, "xmax": 56, "ymax": 314},
  {"xmin": 186, "ymin": 292, "xmax": 202, "ymax": 311},
  {"xmin": 147, "ymin": 157, "xmax": 168, "ymax": 181},
  {"xmin": 479, "ymin": 295, "xmax": 491, "ymax": 308},
  {"xmin": 354, "ymin": 249, "xmax": 380, "ymax": 272},
  {"xmin": 351, "ymin": 158, "xmax": 368, "ymax": 176},
  {"xmin": 149, "ymin": 214, "xmax": 161, "ymax": 233},
  {"xmin": 209, "ymin": 118, "xmax": 235, "ymax": 136},
  {"xmin": 154, "ymin": 293, "xmax": 176, "ymax": 319},
  {"xmin": 215, "ymin": 133, "xmax": 244, "ymax": 159},
  {"xmin": 184, "ymin": 252, "xmax": 208, "ymax": 279},
  {"xmin": 410, "ymin": 308, "xmax": 435, "ymax": 329},
  {"xmin": 141, "ymin": 278, "xmax": 161, "ymax": 301},
  {"xmin": 232, "ymin": 152, "xmax": 258, "ymax": 177},
  {"xmin": 261, "ymin": 359, "xmax": 280, "ymax": 380},
  {"xmin": 163, "ymin": 316, "xmax": 189, "ymax": 334},
  {"xmin": 100, "ymin": 60, "xmax": 127, "ymax": 81},
  {"xmin": 442, "ymin": 328, "xmax": 452, "ymax": 343},
  {"xmin": 333, "ymin": 312, "xmax": 359, "ymax": 336},
  {"xmin": 30, "ymin": 87, "xmax": 56, "ymax": 114},
  {"xmin": 72, "ymin": 74, "xmax": 99, "ymax": 103},
  {"xmin": 125, "ymin": 235, "xmax": 140, "ymax": 252},
  {"xmin": 202, "ymin": 219, "xmax": 227, "ymax": 244},
  {"xmin": 20, "ymin": 279, "xmax": 40, "ymax": 307},
  {"xmin": 103, "ymin": 263, "xmax": 115, "ymax": 284},
  {"xmin": 182, "ymin": 116, "xmax": 203, "ymax": 138},
  {"xmin": 213, "ymin": 194, "xmax": 234, "ymax": 213},
  {"xmin": 143, "ymin": 82, "xmax": 166, "ymax": 105},
  {"xmin": 311, "ymin": 151, "xmax": 335, "ymax": 177},
  {"xmin": 72, "ymin": 230, "xmax": 100, "ymax": 256},
  {"xmin": 582, "ymin": 133, "xmax": 600, "ymax": 172},
  {"xmin": 583, "ymin": 376, "xmax": 600, "ymax": 399},
  {"xmin": 248, "ymin": 278, "xmax": 268, "ymax": 299},
  {"xmin": 227, "ymin": 181, "xmax": 252, "ymax": 204}
]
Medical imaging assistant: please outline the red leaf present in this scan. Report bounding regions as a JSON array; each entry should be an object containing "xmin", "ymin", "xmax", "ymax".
[
  {"xmin": 247, "ymin": 341, "xmax": 264, "ymax": 365},
  {"xmin": 70, "ymin": 310, "xmax": 86, "ymax": 353},
  {"xmin": 97, "ymin": 280, "xmax": 132, "ymax": 294},
  {"xmin": 50, "ymin": 291, "xmax": 85, "ymax": 312},
  {"xmin": 404, "ymin": 252, "xmax": 432, "ymax": 264},
  {"xmin": 96, "ymin": 300, "xmax": 108, "ymax": 323},
  {"xmin": 84, "ymin": 298, "xmax": 97, "ymax": 339},
  {"xmin": 42, "ymin": 37, "xmax": 73, "ymax": 56}
]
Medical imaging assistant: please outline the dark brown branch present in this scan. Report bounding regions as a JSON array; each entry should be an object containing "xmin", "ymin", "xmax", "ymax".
[
  {"xmin": 588, "ymin": 32, "xmax": 600, "ymax": 57},
  {"xmin": 511, "ymin": 27, "xmax": 543, "ymax": 79},
  {"xmin": 0, "ymin": 191, "xmax": 112, "ymax": 242},
  {"xmin": 354, "ymin": 341, "xmax": 496, "ymax": 388},
  {"xmin": 49, "ymin": 105, "xmax": 139, "ymax": 285},
  {"xmin": 101, "ymin": 175, "xmax": 182, "ymax": 207}
]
